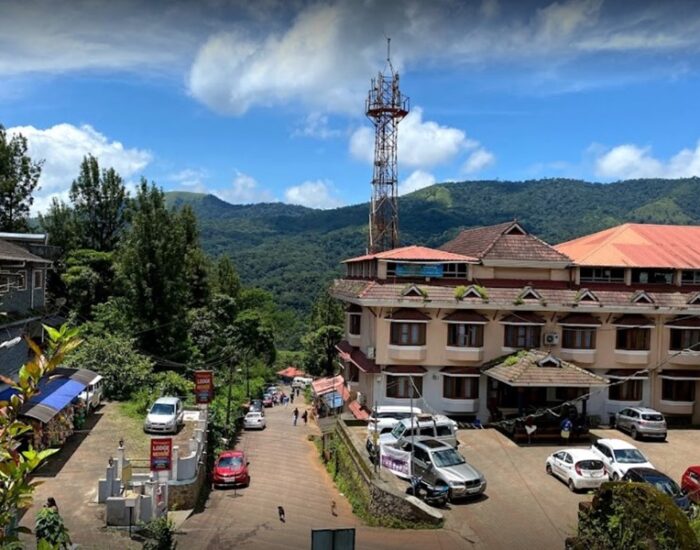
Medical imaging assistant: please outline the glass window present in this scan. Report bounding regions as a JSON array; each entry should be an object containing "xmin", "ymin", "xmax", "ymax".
[
  {"xmin": 435, "ymin": 424, "xmax": 453, "ymax": 437},
  {"xmin": 432, "ymin": 448, "xmax": 465, "ymax": 467},
  {"xmin": 580, "ymin": 267, "xmax": 625, "ymax": 283},
  {"xmin": 616, "ymin": 328, "xmax": 650, "ymax": 350},
  {"xmin": 386, "ymin": 375, "xmax": 423, "ymax": 399},
  {"xmin": 609, "ymin": 380, "xmax": 642, "ymax": 401},
  {"xmin": 414, "ymin": 447, "xmax": 429, "ymax": 462},
  {"xmin": 447, "ymin": 324, "xmax": 484, "ymax": 347},
  {"xmin": 631, "ymin": 269, "xmax": 674, "ymax": 284},
  {"xmin": 670, "ymin": 329, "xmax": 700, "ymax": 351},
  {"xmin": 682, "ymin": 270, "xmax": 700, "ymax": 284},
  {"xmin": 662, "ymin": 379, "xmax": 695, "ymax": 402},
  {"xmin": 504, "ymin": 325, "xmax": 541, "ymax": 348},
  {"xmin": 443, "ymin": 376, "xmax": 479, "ymax": 399},
  {"xmin": 562, "ymin": 328, "xmax": 596, "ymax": 349},
  {"xmin": 390, "ymin": 323, "xmax": 426, "ymax": 346},
  {"xmin": 348, "ymin": 314, "xmax": 361, "ymax": 335},
  {"xmin": 443, "ymin": 263, "xmax": 468, "ymax": 278},
  {"xmin": 33, "ymin": 270, "xmax": 43, "ymax": 289}
]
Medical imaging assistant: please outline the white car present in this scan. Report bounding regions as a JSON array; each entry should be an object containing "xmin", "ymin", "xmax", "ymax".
[
  {"xmin": 545, "ymin": 448, "xmax": 608, "ymax": 492},
  {"xmin": 367, "ymin": 405, "xmax": 423, "ymax": 437},
  {"xmin": 243, "ymin": 411, "xmax": 266, "ymax": 430},
  {"xmin": 590, "ymin": 438, "xmax": 654, "ymax": 480},
  {"xmin": 144, "ymin": 397, "xmax": 184, "ymax": 434}
]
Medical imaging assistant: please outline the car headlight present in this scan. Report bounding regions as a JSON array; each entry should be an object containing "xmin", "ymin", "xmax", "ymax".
[{"xmin": 448, "ymin": 480, "xmax": 465, "ymax": 488}]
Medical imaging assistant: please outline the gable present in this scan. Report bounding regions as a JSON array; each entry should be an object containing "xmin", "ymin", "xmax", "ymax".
[
  {"xmin": 518, "ymin": 285, "xmax": 541, "ymax": 301},
  {"xmin": 631, "ymin": 290, "xmax": 654, "ymax": 305},
  {"xmin": 401, "ymin": 284, "xmax": 425, "ymax": 298},
  {"xmin": 575, "ymin": 288, "xmax": 599, "ymax": 303}
]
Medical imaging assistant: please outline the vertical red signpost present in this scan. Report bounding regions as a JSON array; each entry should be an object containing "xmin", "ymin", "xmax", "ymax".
[
  {"xmin": 194, "ymin": 370, "xmax": 214, "ymax": 404},
  {"xmin": 150, "ymin": 438, "xmax": 172, "ymax": 472}
]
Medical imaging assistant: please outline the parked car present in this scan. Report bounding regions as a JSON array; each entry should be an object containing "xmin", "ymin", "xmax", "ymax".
[
  {"xmin": 262, "ymin": 394, "xmax": 274, "ymax": 407},
  {"xmin": 250, "ymin": 399, "xmax": 264, "ymax": 413},
  {"xmin": 400, "ymin": 437, "xmax": 486, "ymax": 501},
  {"xmin": 372, "ymin": 414, "xmax": 458, "ymax": 455},
  {"xmin": 367, "ymin": 405, "xmax": 423, "ymax": 437},
  {"xmin": 545, "ymin": 448, "xmax": 608, "ymax": 492},
  {"xmin": 78, "ymin": 374, "xmax": 104, "ymax": 413},
  {"xmin": 212, "ymin": 450, "xmax": 250, "ymax": 489},
  {"xmin": 143, "ymin": 397, "xmax": 184, "ymax": 434},
  {"xmin": 615, "ymin": 407, "xmax": 667, "ymax": 441},
  {"xmin": 590, "ymin": 438, "xmax": 654, "ymax": 480},
  {"xmin": 622, "ymin": 467, "xmax": 691, "ymax": 511},
  {"xmin": 292, "ymin": 376, "xmax": 313, "ymax": 389},
  {"xmin": 244, "ymin": 411, "xmax": 266, "ymax": 430},
  {"xmin": 681, "ymin": 466, "xmax": 700, "ymax": 504}
]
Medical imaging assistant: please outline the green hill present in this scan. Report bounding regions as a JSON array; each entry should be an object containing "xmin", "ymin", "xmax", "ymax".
[{"xmin": 165, "ymin": 177, "xmax": 700, "ymax": 313}]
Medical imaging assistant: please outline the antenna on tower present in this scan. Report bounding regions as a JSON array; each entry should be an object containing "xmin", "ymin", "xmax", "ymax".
[{"xmin": 366, "ymin": 38, "xmax": 409, "ymax": 254}]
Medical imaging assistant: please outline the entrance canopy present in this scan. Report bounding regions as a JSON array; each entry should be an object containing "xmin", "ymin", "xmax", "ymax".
[
  {"xmin": 483, "ymin": 350, "xmax": 608, "ymax": 388},
  {"xmin": 276, "ymin": 366, "xmax": 306, "ymax": 378}
]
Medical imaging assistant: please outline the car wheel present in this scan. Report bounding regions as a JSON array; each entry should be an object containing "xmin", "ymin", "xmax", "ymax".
[
  {"xmin": 612, "ymin": 472, "xmax": 619, "ymax": 481},
  {"xmin": 630, "ymin": 427, "xmax": 638, "ymax": 440},
  {"xmin": 568, "ymin": 479, "xmax": 577, "ymax": 493},
  {"xmin": 546, "ymin": 464, "xmax": 553, "ymax": 476}
]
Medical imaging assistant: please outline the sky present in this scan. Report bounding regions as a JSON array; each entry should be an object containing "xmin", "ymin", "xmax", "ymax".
[{"xmin": 2, "ymin": 0, "xmax": 700, "ymax": 212}]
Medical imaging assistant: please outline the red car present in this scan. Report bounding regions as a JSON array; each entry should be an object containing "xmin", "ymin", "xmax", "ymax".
[
  {"xmin": 212, "ymin": 450, "xmax": 250, "ymax": 489},
  {"xmin": 681, "ymin": 466, "xmax": 700, "ymax": 503}
]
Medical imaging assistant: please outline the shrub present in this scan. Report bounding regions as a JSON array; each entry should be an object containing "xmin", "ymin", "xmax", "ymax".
[
  {"xmin": 35, "ymin": 508, "xmax": 71, "ymax": 548},
  {"xmin": 154, "ymin": 371, "xmax": 194, "ymax": 400},
  {"xmin": 141, "ymin": 516, "xmax": 176, "ymax": 550}
]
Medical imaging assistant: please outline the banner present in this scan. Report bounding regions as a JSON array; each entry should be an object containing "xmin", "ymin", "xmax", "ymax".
[
  {"xmin": 150, "ymin": 438, "xmax": 172, "ymax": 472},
  {"xmin": 194, "ymin": 370, "xmax": 214, "ymax": 404},
  {"xmin": 380, "ymin": 445, "xmax": 411, "ymax": 479},
  {"xmin": 395, "ymin": 263, "xmax": 443, "ymax": 278}
]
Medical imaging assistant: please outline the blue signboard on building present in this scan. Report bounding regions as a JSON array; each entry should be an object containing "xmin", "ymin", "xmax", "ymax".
[{"xmin": 395, "ymin": 263, "xmax": 443, "ymax": 278}]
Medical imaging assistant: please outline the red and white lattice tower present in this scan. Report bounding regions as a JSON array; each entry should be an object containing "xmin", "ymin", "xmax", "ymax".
[{"xmin": 366, "ymin": 39, "xmax": 409, "ymax": 253}]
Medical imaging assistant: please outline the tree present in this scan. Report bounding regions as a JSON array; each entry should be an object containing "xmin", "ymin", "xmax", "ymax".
[
  {"xmin": 118, "ymin": 180, "xmax": 189, "ymax": 356},
  {"xmin": 70, "ymin": 154, "xmax": 128, "ymax": 251},
  {"xmin": 228, "ymin": 310, "xmax": 276, "ymax": 366},
  {"xmin": 61, "ymin": 249, "xmax": 115, "ymax": 319},
  {"xmin": 38, "ymin": 198, "xmax": 79, "ymax": 255},
  {"xmin": 0, "ymin": 125, "xmax": 42, "ymax": 232},
  {"xmin": 0, "ymin": 324, "xmax": 81, "ymax": 544},
  {"xmin": 178, "ymin": 205, "xmax": 210, "ymax": 308},
  {"xmin": 214, "ymin": 255, "xmax": 241, "ymax": 299},
  {"xmin": 302, "ymin": 288, "xmax": 344, "ymax": 376}
]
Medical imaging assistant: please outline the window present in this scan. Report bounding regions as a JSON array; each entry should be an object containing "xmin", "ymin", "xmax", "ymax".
[
  {"xmin": 616, "ymin": 328, "xmax": 650, "ymax": 350},
  {"xmin": 562, "ymin": 328, "xmax": 596, "ymax": 349},
  {"xmin": 662, "ymin": 379, "xmax": 695, "ymax": 402},
  {"xmin": 17, "ymin": 270, "xmax": 27, "ymax": 291},
  {"xmin": 631, "ymin": 269, "xmax": 674, "ymax": 285},
  {"xmin": 447, "ymin": 324, "xmax": 484, "ymax": 348},
  {"xmin": 580, "ymin": 267, "xmax": 625, "ymax": 283},
  {"xmin": 670, "ymin": 329, "xmax": 700, "ymax": 351},
  {"xmin": 33, "ymin": 270, "xmax": 43, "ymax": 290},
  {"xmin": 413, "ymin": 447, "xmax": 429, "ymax": 462},
  {"xmin": 504, "ymin": 325, "xmax": 541, "ymax": 348},
  {"xmin": 443, "ymin": 263, "xmax": 468, "ymax": 278},
  {"xmin": 386, "ymin": 375, "xmax": 423, "ymax": 399},
  {"xmin": 443, "ymin": 376, "xmax": 479, "ymax": 399},
  {"xmin": 348, "ymin": 314, "xmax": 361, "ymax": 335},
  {"xmin": 435, "ymin": 425, "xmax": 454, "ymax": 437},
  {"xmin": 390, "ymin": 323, "xmax": 426, "ymax": 346},
  {"xmin": 682, "ymin": 271, "xmax": 700, "ymax": 284},
  {"xmin": 609, "ymin": 380, "xmax": 642, "ymax": 401}
]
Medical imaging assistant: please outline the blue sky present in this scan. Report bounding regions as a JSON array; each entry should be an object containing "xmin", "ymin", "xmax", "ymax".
[{"xmin": 1, "ymin": 0, "xmax": 700, "ymax": 212}]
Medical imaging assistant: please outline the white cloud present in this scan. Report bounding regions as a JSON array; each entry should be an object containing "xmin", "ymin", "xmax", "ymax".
[
  {"xmin": 284, "ymin": 179, "xmax": 344, "ymax": 209},
  {"xmin": 594, "ymin": 141, "xmax": 700, "ymax": 179},
  {"xmin": 462, "ymin": 148, "xmax": 496, "ymax": 174},
  {"xmin": 7, "ymin": 123, "xmax": 151, "ymax": 213},
  {"xmin": 292, "ymin": 112, "xmax": 341, "ymax": 140},
  {"xmin": 400, "ymin": 170, "xmax": 436, "ymax": 195},
  {"xmin": 168, "ymin": 168, "xmax": 208, "ymax": 192},
  {"xmin": 214, "ymin": 170, "xmax": 276, "ymax": 204}
]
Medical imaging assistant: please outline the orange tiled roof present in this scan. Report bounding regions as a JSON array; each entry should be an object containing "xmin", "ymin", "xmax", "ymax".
[
  {"xmin": 343, "ymin": 245, "xmax": 477, "ymax": 263},
  {"xmin": 555, "ymin": 223, "xmax": 700, "ymax": 269}
]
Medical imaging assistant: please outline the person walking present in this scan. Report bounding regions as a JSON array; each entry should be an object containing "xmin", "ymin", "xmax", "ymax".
[
  {"xmin": 293, "ymin": 407, "xmax": 299, "ymax": 426},
  {"xmin": 302, "ymin": 410, "xmax": 308, "ymax": 425},
  {"xmin": 290, "ymin": 391, "xmax": 295, "ymax": 404}
]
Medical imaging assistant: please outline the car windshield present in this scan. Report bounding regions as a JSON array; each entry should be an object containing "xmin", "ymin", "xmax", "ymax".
[
  {"xmin": 218, "ymin": 456, "xmax": 243, "ymax": 468},
  {"xmin": 642, "ymin": 414, "xmax": 664, "ymax": 421},
  {"xmin": 613, "ymin": 449, "xmax": 646, "ymax": 463},
  {"xmin": 431, "ymin": 448, "xmax": 466, "ymax": 468},
  {"xmin": 150, "ymin": 403, "xmax": 174, "ymax": 415},
  {"xmin": 649, "ymin": 476, "xmax": 681, "ymax": 497}
]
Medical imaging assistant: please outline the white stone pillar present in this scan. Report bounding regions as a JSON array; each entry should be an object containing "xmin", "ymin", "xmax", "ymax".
[{"xmin": 172, "ymin": 446, "xmax": 179, "ymax": 481}]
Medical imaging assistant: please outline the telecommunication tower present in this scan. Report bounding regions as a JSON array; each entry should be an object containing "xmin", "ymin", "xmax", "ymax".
[{"xmin": 366, "ymin": 38, "xmax": 409, "ymax": 253}]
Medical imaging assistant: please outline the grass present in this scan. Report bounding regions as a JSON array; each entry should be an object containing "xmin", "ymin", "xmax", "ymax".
[{"xmin": 108, "ymin": 401, "xmax": 151, "ymax": 461}]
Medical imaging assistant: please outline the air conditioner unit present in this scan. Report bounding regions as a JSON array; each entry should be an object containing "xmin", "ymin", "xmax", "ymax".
[
  {"xmin": 543, "ymin": 332, "xmax": 560, "ymax": 346},
  {"xmin": 367, "ymin": 346, "xmax": 375, "ymax": 359}
]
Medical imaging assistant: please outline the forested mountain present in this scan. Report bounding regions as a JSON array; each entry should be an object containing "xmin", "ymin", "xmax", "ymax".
[{"xmin": 166, "ymin": 177, "xmax": 700, "ymax": 313}]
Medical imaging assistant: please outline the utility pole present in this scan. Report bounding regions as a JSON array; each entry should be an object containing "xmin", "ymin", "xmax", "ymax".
[{"xmin": 225, "ymin": 355, "xmax": 235, "ymax": 439}]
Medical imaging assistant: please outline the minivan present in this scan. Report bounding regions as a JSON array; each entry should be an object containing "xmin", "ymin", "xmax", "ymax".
[
  {"xmin": 79, "ymin": 375, "xmax": 104, "ymax": 413},
  {"xmin": 370, "ymin": 414, "xmax": 458, "ymax": 454},
  {"xmin": 292, "ymin": 376, "xmax": 313, "ymax": 389}
]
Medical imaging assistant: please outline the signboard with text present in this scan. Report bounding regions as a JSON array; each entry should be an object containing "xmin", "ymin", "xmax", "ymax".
[
  {"xmin": 380, "ymin": 445, "xmax": 411, "ymax": 479},
  {"xmin": 194, "ymin": 370, "xmax": 214, "ymax": 404},
  {"xmin": 395, "ymin": 263, "xmax": 443, "ymax": 278},
  {"xmin": 150, "ymin": 438, "xmax": 172, "ymax": 472}
]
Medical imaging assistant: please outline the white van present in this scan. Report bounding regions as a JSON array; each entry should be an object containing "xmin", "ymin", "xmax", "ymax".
[
  {"xmin": 370, "ymin": 414, "xmax": 459, "ymax": 454},
  {"xmin": 79, "ymin": 374, "xmax": 104, "ymax": 412},
  {"xmin": 292, "ymin": 376, "xmax": 313, "ymax": 389}
]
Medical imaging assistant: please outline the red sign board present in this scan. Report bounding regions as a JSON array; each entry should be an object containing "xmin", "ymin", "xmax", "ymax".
[
  {"xmin": 150, "ymin": 438, "xmax": 172, "ymax": 471},
  {"xmin": 194, "ymin": 370, "xmax": 214, "ymax": 404}
]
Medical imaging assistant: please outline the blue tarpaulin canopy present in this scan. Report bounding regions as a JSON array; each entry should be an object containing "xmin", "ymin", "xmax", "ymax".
[{"xmin": 323, "ymin": 391, "xmax": 344, "ymax": 409}]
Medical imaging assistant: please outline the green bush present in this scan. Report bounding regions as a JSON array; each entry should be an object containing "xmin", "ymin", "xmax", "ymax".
[
  {"xmin": 141, "ymin": 516, "xmax": 176, "ymax": 550},
  {"xmin": 154, "ymin": 371, "xmax": 194, "ymax": 400},
  {"xmin": 35, "ymin": 508, "xmax": 71, "ymax": 548}
]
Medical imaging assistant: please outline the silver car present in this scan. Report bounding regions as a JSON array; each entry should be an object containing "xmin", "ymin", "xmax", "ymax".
[
  {"xmin": 615, "ymin": 407, "xmax": 667, "ymax": 440},
  {"xmin": 401, "ymin": 437, "xmax": 486, "ymax": 501},
  {"xmin": 144, "ymin": 397, "xmax": 184, "ymax": 434}
]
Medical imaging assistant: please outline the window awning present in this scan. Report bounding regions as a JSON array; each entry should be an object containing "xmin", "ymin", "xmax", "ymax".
[
  {"xmin": 385, "ymin": 309, "xmax": 431, "ymax": 322},
  {"xmin": 606, "ymin": 369, "xmax": 649, "ymax": 380},
  {"xmin": 659, "ymin": 370, "xmax": 700, "ymax": 381},
  {"xmin": 442, "ymin": 311, "xmax": 488, "ymax": 324},
  {"xmin": 558, "ymin": 313, "xmax": 602, "ymax": 327},
  {"xmin": 440, "ymin": 366, "xmax": 480, "ymax": 377},
  {"xmin": 500, "ymin": 312, "xmax": 545, "ymax": 326},
  {"xmin": 384, "ymin": 365, "xmax": 427, "ymax": 376},
  {"xmin": 336, "ymin": 341, "xmax": 380, "ymax": 373},
  {"xmin": 612, "ymin": 314, "xmax": 653, "ymax": 328},
  {"xmin": 665, "ymin": 316, "xmax": 700, "ymax": 330}
]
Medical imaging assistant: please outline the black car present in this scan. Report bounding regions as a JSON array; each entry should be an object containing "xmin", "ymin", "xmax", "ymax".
[{"xmin": 622, "ymin": 467, "xmax": 691, "ymax": 511}]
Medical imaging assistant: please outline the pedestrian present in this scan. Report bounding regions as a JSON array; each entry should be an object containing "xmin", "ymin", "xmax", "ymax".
[
  {"xmin": 283, "ymin": 393, "xmax": 289, "ymax": 407},
  {"xmin": 290, "ymin": 392, "xmax": 295, "ymax": 404},
  {"xmin": 560, "ymin": 416, "xmax": 573, "ymax": 444},
  {"xmin": 45, "ymin": 497, "xmax": 58, "ymax": 513},
  {"xmin": 302, "ymin": 410, "xmax": 308, "ymax": 425},
  {"xmin": 293, "ymin": 407, "xmax": 299, "ymax": 426}
]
